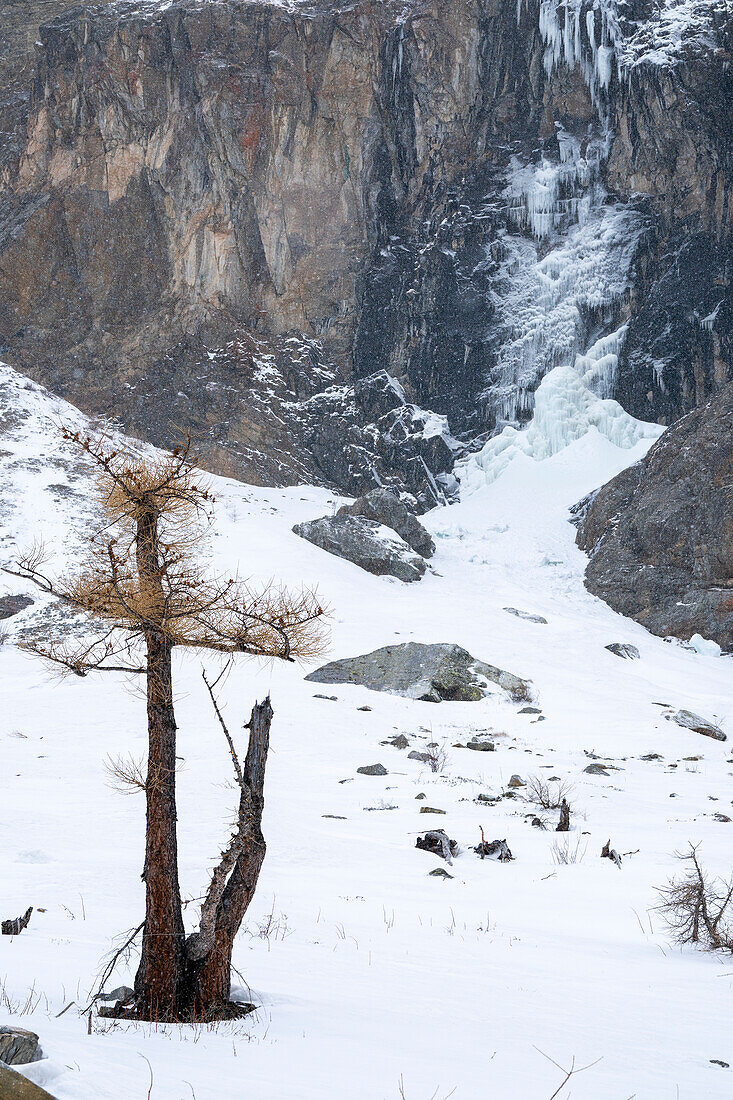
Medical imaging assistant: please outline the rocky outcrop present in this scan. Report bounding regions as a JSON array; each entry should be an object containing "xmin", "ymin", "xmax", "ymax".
[
  {"xmin": 337, "ymin": 488, "xmax": 435, "ymax": 558},
  {"xmin": 306, "ymin": 641, "xmax": 533, "ymax": 702},
  {"xmin": 292, "ymin": 515, "xmax": 427, "ymax": 582},
  {"xmin": 576, "ymin": 385, "xmax": 733, "ymax": 650},
  {"xmin": 0, "ymin": 1028, "xmax": 41, "ymax": 1067}
]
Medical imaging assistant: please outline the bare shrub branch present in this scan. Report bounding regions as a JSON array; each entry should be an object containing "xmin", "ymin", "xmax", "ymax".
[{"xmin": 656, "ymin": 845, "xmax": 733, "ymax": 951}]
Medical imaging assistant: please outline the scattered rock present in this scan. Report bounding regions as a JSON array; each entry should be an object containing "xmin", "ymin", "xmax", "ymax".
[
  {"xmin": 416, "ymin": 829, "xmax": 457, "ymax": 863},
  {"xmin": 531, "ymin": 816, "xmax": 545, "ymax": 828},
  {"xmin": 322, "ymin": 814, "xmax": 347, "ymax": 820},
  {"xmin": 466, "ymin": 740, "xmax": 495, "ymax": 752},
  {"xmin": 474, "ymin": 838, "xmax": 514, "ymax": 861},
  {"xmin": 0, "ymin": 1028, "xmax": 41, "ymax": 1066},
  {"xmin": 476, "ymin": 793, "xmax": 500, "ymax": 804},
  {"xmin": 503, "ymin": 607, "xmax": 547, "ymax": 624},
  {"xmin": 419, "ymin": 806, "xmax": 446, "ymax": 815},
  {"xmin": 408, "ymin": 750, "xmax": 431, "ymax": 763},
  {"xmin": 605, "ymin": 643, "xmax": 640, "ymax": 659},
  {"xmin": 383, "ymin": 734, "xmax": 410, "ymax": 750},
  {"xmin": 584, "ymin": 763, "xmax": 611, "ymax": 776},
  {"xmin": 669, "ymin": 709, "xmax": 726, "ymax": 741},
  {"xmin": 338, "ymin": 489, "xmax": 435, "ymax": 558},
  {"xmin": 415, "ymin": 792, "xmax": 427, "ymax": 800},
  {"xmin": 710, "ymin": 1060, "xmax": 730, "ymax": 1069},
  {"xmin": 507, "ymin": 775, "xmax": 525, "ymax": 788},
  {"xmin": 713, "ymin": 813, "xmax": 732, "ymax": 823},
  {"xmin": 428, "ymin": 867, "xmax": 453, "ymax": 879},
  {"xmin": 357, "ymin": 706, "xmax": 372, "ymax": 712},
  {"xmin": 313, "ymin": 694, "xmax": 338, "ymax": 701},
  {"xmin": 519, "ymin": 706, "xmax": 542, "ymax": 715},
  {"xmin": 0, "ymin": 596, "xmax": 33, "ymax": 620},
  {"xmin": 640, "ymin": 753, "xmax": 663, "ymax": 761},
  {"xmin": 293, "ymin": 515, "xmax": 427, "ymax": 582},
  {"xmin": 356, "ymin": 763, "xmax": 387, "ymax": 776},
  {"xmin": 306, "ymin": 642, "xmax": 533, "ymax": 703}
]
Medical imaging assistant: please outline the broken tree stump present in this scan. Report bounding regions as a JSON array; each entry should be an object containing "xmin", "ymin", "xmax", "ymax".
[
  {"xmin": 601, "ymin": 840, "xmax": 622, "ymax": 868},
  {"xmin": 556, "ymin": 799, "xmax": 570, "ymax": 832},
  {"xmin": 1, "ymin": 908, "xmax": 32, "ymax": 936},
  {"xmin": 474, "ymin": 838, "xmax": 514, "ymax": 862},
  {"xmin": 416, "ymin": 829, "xmax": 457, "ymax": 864}
]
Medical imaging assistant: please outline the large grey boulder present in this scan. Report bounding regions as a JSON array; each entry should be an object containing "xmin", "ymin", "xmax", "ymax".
[
  {"xmin": 0, "ymin": 1028, "xmax": 41, "ymax": 1067},
  {"xmin": 576, "ymin": 385, "xmax": 733, "ymax": 650},
  {"xmin": 306, "ymin": 642, "xmax": 533, "ymax": 703},
  {"xmin": 293, "ymin": 515, "xmax": 426, "ymax": 582},
  {"xmin": 338, "ymin": 489, "xmax": 435, "ymax": 559},
  {"xmin": 669, "ymin": 709, "xmax": 726, "ymax": 741}
]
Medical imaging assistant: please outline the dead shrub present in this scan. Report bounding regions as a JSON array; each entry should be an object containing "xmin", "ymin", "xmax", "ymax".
[
  {"xmin": 657, "ymin": 845, "xmax": 733, "ymax": 951},
  {"xmin": 526, "ymin": 775, "xmax": 572, "ymax": 811}
]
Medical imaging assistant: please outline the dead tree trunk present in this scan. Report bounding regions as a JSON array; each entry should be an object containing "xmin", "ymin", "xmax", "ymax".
[
  {"xmin": 556, "ymin": 799, "xmax": 570, "ymax": 832},
  {"xmin": 181, "ymin": 697, "xmax": 273, "ymax": 1018},
  {"xmin": 134, "ymin": 631, "xmax": 186, "ymax": 1019}
]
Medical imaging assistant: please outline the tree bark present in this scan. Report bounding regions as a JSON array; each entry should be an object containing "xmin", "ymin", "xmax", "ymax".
[{"xmin": 181, "ymin": 698, "xmax": 272, "ymax": 1018}]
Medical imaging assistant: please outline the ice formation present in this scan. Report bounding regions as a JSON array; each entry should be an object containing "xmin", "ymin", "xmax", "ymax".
[
  {"xmin": 460, "ymin": 352, "xmax": 663, "ymax": 493},
  {"xmin": 517, "ymin": 0, "xmax": 624, "ymax": 103}
]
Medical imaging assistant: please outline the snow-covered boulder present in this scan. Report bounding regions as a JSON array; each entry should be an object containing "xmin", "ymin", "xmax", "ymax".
[
  {"xmin": 292, "ymin": 515, "xmax": 426, "ymax": 582},
  {"xmin": 306, "ymin": 642, "xmax": 533, "ymax": 703},
  {"xmin": 338, "ymin": 489, "xmax": 435, "ymax": 559}
]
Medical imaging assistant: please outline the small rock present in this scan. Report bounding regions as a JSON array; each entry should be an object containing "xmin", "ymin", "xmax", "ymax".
[
  {"xmin": 584, "ymin": 763, "xmax": 610, "ymax": 776},
  {"xmin": 407, "ymin": 750, "xmax": 431, "ymax": 763},
  {"xmin": 357, "ymin": 706, "xmax": 372, "ymax": 712},
  {"xmin": 710, "ymin": 1059, "xmax": 729, "ymax": 1068},
  {"xmin": 322, "ymin": 814, "xmax": 347, "ymax": 820},
  {"xmin": 428, "ymin": 867, "xmax": 453, "ymax": 879},
  {"xmin": 383, "ymin": 734, "xmax": 410, "ymax": 749},
  {"xmin": 0, "ymin": 1027, "xmax": 41, "ymax": 1066},
  {"xmin": 503, "ymin": 607, "xmax": 547, "ymax": 624},
  {"xmin": 466, "ymin": 740, "xmax": 495, "ymax": 752},
  {"xmin": 415, "ymin": 792, "xmax": 427, "ymax": 800},
  {"xmin": 419, "ymin": 806, "xmax": 446, "ymax": 815},
  {"xmin": 640, "ymin": 753, "xmax": 663, "ymax": 761},
  {"xmin": 531, "ymin": 816, "xmax": 545, "ymax": 828},
  {"xmin": 713, "ymin": 813, "xmax": 732, "ymax": 823},
  {"xmin": 357, "ymin": 763, "xmax": 387, "ymax": 776},
  {"xmin": 519, "ymin": 706, "xmax": 542, "ymax": 715},
  {"xmin": 670, "ymin": 709, "xmax": 726, "ymax": 741},
  {"xmin": 605, "ymin": 643, "xmax": 640, "ymax": 660},
  {"xmin": 507, "ymin": 774, "xmax": 525, "ymax": 788},
  {"xmin": 476, "ymin": 793, "xmax": 500, "ymax": 804},
  {"xmin": 313, "ymin": 694, "xmax": 338, "ymax": 701}
]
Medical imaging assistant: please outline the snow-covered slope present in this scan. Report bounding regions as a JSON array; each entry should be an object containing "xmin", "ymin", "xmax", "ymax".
[{"xmin": 1, "ymin": 363, "xmax": 732, "ymax": 1099}]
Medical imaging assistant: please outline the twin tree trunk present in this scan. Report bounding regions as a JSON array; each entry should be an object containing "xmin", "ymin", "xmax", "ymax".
[
  {"xmin": 133, "ymin": 511, "xmax": 271, "ymax": 1020},
  {"xmin": 134, "ymin": 633, "xmax": 271, "ymax": 1020}
]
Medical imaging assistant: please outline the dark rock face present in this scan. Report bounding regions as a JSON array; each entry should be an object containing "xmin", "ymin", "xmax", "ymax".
[
  {"xmin": 338, "ymin": 488, "xmax": 435, "ymax": 558},
  {"xmin": 0, "ymin": 0, "xmax": 731, "ymax": 495},
  {"xmin": 305, "ymin": 641, "xmax": 533, "ymax": 702},
  {"xmin": 292, "ymin": 515, "xmax": 427, "ymax": 583},
  {"xmin": 0, "ymin": 595, "xmax": 33, "ymax": 620},
  {"xmin": 577, "ymin": 385, "xmax": 733, "ymax": 650}
]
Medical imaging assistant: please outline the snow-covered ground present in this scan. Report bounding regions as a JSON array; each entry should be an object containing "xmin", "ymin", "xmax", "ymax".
[{"xmin": 1, "ymin": 363, "xmax": 733, "ymax": 1099}]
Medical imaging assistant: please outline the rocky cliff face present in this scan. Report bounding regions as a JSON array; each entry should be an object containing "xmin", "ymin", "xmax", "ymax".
[
  {"xmin": 0, "ymin": 0, "xmax": 731, "ymax": 500},
  {"xmin": 575, "ymin": 383, "xmax": 733, "ymax": 651}
]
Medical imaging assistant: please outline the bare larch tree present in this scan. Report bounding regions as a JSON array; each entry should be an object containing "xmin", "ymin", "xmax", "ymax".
[{"xmin": 5, "ymin": 429, "xmax": 326, "ymax": 1021}]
